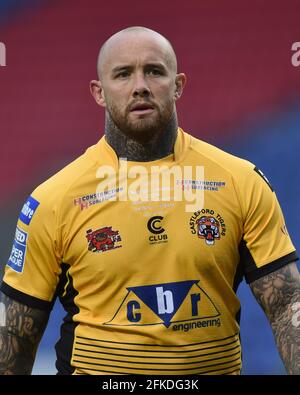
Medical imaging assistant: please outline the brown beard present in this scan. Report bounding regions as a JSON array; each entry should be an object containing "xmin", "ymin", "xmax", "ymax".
[
  {"xmin": 105, "ymin": 97, "xmax": 174, "ymax": 143},
  {"xmin": 105, "ymin": 110, "xmax": 179, "ymax": 162}
]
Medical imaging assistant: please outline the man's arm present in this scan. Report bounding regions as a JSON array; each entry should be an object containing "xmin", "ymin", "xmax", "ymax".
[
  {"xmin": 0, "ymin": 291, "xmax": 49, "ymax": 375},
  {"xmin": 250, "ymin": 262, "xmax": 300, "ymax": 374}
]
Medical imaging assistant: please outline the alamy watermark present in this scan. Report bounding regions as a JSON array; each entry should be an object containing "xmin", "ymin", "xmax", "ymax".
[
  {"xmin": 291, "ymin": 42, "xmax": 300, "ymax": 67},
  {"xmin": 95, "ymin": 161, "xmax": 205, "ymax": 212},
  {"xmin": 0, "ymin": 42, "xmax": 6, "ymax": 66}
]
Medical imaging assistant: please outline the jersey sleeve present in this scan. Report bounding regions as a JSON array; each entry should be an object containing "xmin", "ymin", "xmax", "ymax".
[
  {"xmin": 0, "ymin": 190, "xmax": 62, "ymax": 311},
  {"xmin": 237, "ymin": 165, "xmax": 298, "ymax": 283}
]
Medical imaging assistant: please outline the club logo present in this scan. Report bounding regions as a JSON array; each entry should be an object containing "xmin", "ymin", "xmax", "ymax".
[
  {"xmin": 86, "ymin": 226, "xmax": 122, "ymax": 253},
  {"xmin": 104, "ymin": 280, "xmax": 221, "ymax": 330},
  {"xmin": 147, "ymin": 216, "xmax": 164, "ymax": 234},
  {"xmin": 147, "ymin": 216, "xmax": 168, "ymax": 244},
  {"xmin": 190, "ymin": 209, "xmax": 226, "ymax": 245}
]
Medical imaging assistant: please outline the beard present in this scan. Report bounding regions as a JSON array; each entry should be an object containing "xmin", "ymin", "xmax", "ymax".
[{"xmin": 105, "ymin": 98, "xmax": 174, "ymax": 142}]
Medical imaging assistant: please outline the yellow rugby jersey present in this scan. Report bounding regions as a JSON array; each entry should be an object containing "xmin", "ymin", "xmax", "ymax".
[{"xmin": 1, "ymin": 128, "xmax": 298, "ymax": 375}]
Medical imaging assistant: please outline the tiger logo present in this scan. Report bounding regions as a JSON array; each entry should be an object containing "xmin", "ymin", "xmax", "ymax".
[{"xmin": 196, "ymin": 216, "xmax": 220, "ymax": 245}]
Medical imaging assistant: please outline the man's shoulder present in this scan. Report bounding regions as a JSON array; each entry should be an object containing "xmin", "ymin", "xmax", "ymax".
[
  {"xmin": 30, "ymin": 143, "xmax": 99, "ymax": 204},
  {"xmin": 189, "ymin": 134, "xmax": 254, "ymax": 175}
]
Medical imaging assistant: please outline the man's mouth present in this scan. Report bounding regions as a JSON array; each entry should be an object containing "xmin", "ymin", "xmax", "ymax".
[{"xmin": 130, "ymin": 102, "xmax": 155, "ymax": 115}]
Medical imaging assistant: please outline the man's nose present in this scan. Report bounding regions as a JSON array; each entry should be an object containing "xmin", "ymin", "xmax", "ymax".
[{"xmin": 132, "ymin": 73, "xmax": 151, "ymax": 97}]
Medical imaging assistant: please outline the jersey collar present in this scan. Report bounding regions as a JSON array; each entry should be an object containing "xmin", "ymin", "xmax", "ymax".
[{"xmin": 92, "ymin": 128, "xmax": 191, "ymax": 169}]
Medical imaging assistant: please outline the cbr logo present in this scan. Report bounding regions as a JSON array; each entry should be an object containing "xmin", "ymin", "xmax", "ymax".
[
  {"xmin": 0, "ymin": 42, "xmax": 6, "ymax": 66},
  {"xmin": 291, "ymin": 42, "xmax": 300, "ymax": 67},
  {"xmin": 104, "ymin": 280, "xmax": 220, "ymax": 328}
]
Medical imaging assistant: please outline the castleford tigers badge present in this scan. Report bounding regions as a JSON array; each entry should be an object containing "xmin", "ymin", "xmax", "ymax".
[
  {"xmin": 189, "ymin": 209, "xmax": 226, "ymax": 245},
  {"xmin": 86, "ymin": 227, "xmax": 122, "ymax": 252}
]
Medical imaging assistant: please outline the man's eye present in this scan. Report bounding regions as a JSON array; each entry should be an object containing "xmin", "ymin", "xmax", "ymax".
[
  {"xmin": 149, "ymin": 69, "xmax": 162, "ymax": 76},
  {"xmin": 116, "ymin": 71, "xmax": 130, "ymax": 78}
]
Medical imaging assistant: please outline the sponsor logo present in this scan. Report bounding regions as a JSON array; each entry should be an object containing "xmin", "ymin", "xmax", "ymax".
[
  {"xmin": 7, "ymin": 227, "xmax": 28, "ymax": 273},
  {"xmin": 104, "ymin": 280, "xmax": 221, "ymax": 330},
  {"xmin": 86, "ymin": 227, "xmax": 122, "ymax": 253},
  {"xmin": 176, "ymin": 179, "xmax": 226, "ymax": 192},
  {"xmin": 74, "ymin": 188, "xmax": 123, "ymax": 211},
  {"xmin": 190, "ymin": 209, "xmax": 226, "ymax": 245},
  {"xmin": 147, "ymin": 216, "xmax": 168, "ymax": 244},
  {"xmin": 19, "ymin": 196, "xmax": 40, "ymax": 225}
]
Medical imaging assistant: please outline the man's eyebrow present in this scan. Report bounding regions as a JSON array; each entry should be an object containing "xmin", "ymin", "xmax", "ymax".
[
  {"xmin": 111, "ymin": 62, "xmax": 167, "ymax": 74},
  {"xmin": 111, "ymin": 65, "xmax": 133, "ymax": 74},
  {"xmin": 144, "ymin": 62, "xmax": 167, "ymax": 70}
]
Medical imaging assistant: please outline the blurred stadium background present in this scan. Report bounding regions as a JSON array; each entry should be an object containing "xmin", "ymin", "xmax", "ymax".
[{"xmin": 0, "ymin": 0, "xmax": 299, "ymax": 375}]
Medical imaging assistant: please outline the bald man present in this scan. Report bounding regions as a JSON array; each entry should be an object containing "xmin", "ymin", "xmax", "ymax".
[
  {"xmin": 0, "ymin": 27, "xmax": 299, "ymax": 376},
  {"xmin": 91, "ymin": 27, "xmax": 185, "ymax": 160}
]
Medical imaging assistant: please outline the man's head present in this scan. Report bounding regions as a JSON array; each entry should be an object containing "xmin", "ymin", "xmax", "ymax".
[{"xmin": 90, "ymin": 27, "xmax": 186, "ymax": 141}]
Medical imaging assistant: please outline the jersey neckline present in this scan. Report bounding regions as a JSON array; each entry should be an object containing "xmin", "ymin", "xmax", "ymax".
[{"xmin": 89, "ymin": 127, "xmax": 191, "ymax": 169}]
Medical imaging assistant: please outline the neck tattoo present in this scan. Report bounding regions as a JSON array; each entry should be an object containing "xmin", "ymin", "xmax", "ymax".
[{"xmin": 105, "ymin": 112, "xmax": 178, "ymax": 162}]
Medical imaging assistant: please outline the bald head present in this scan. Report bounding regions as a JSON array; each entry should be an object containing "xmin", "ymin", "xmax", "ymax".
[{"xmin": 97, "ymin": 26, "xmax": 178, "ymax": 79}]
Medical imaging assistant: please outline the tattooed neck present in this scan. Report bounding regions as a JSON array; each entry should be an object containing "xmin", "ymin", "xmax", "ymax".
[{"xmin": 105, "ymin": 113, "xmax": 178, "ymax": 162}]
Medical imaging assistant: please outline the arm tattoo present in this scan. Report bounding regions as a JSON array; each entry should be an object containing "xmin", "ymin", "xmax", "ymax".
[
  {"xmin": 250, "ymin": 262, "xmax": 300, "ymax": 375},
  {"xmin": 0, "ymin": 292, "xmax": 49, "ymax": 375}
]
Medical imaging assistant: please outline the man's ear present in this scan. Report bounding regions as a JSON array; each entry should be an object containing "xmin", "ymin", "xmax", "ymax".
[
  {"xmin": 174, "ymin": 73, "xmax": 187, "ymax": 101},
  {"xmin": 90, "ymin": 80, "xmax": 106, "ymax": 107}
]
